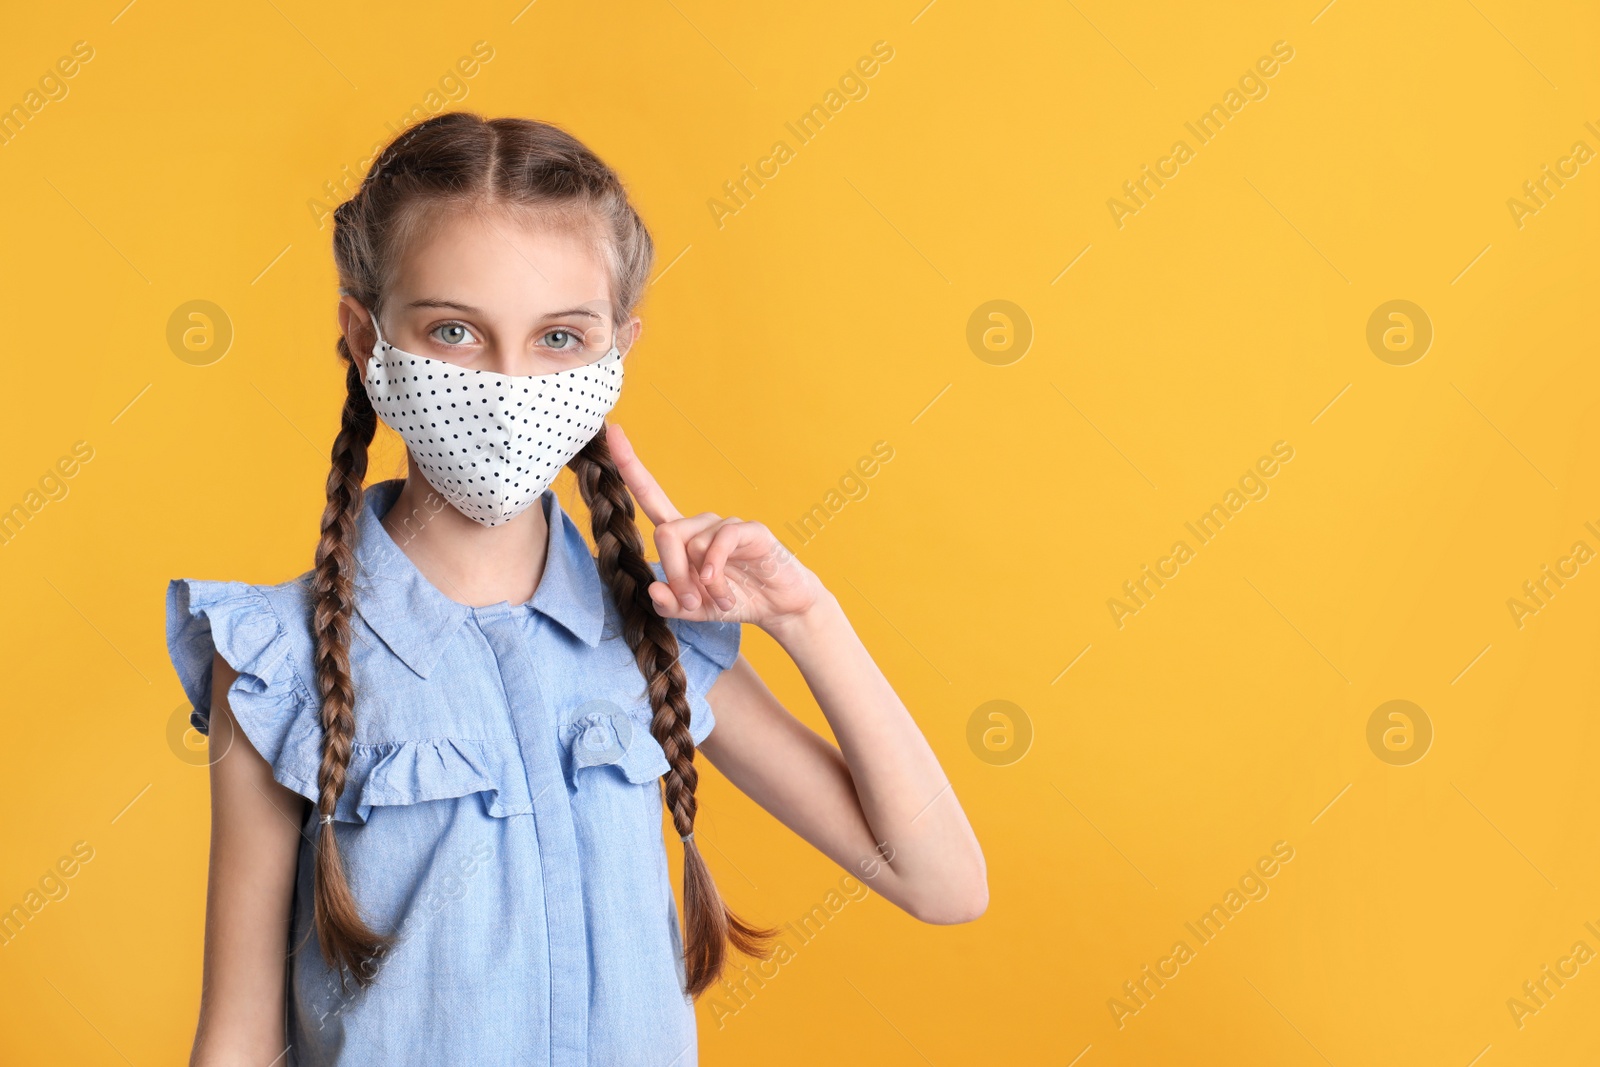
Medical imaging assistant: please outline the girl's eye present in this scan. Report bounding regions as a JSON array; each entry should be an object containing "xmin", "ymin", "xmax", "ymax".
[
  {"xmin": 432, "ymin": 322, "xmax": 476, "ymax": 346},
  {"xmin": 540, "ymin": 328, "xmax": 583, "ymax": 351}
]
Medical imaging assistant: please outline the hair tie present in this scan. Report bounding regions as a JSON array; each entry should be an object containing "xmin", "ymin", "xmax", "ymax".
[
  {"xmin": 680, "ymin": 832, "xmax": 694, "ymax": 843},
  {"xmin": 320, "ymin": 814, "xmax": 334, "ymax": 825}
]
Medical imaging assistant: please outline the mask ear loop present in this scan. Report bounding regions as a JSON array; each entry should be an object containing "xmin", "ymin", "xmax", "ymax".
[
  {"xmin": 338, "ymin": 288, "xmax": 389, "ymax": 353},
  {"xmin": 600, "ymin": 320, "xmax": 626, "ymax": 366}
]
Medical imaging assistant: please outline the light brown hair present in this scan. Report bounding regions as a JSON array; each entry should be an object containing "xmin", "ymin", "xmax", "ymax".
[{"xmin": 315, "ymin": 111, "xmax": 771, "ymax": 996}]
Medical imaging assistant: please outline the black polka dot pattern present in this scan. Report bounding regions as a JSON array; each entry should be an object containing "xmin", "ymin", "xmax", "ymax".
[{"xmin": 362, "ymin": 336, "xmax": 623, "ymax": 527}]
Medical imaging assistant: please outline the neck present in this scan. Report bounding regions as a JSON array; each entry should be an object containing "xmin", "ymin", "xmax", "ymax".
[{"xmin": 378, "ymin": 471, "xmax": 551, "ymax": 608}]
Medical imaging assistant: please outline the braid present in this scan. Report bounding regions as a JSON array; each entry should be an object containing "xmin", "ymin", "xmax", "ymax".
[
  {"xmin": 308, "ymin": 343, "xmax": 393, "ymax": 987},
  {"xmin": 569, "ymin": 432, "xmax": 775, "ymax": 998}
]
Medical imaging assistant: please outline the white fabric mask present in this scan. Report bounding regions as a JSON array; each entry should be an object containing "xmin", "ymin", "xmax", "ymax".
[{"xmin": 352, "ymin": 302, "xmax": 624, "ymax": 527}]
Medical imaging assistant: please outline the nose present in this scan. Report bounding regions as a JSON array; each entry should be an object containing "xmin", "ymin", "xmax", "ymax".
[{"xmin": 483, "ymin": 343, "xmax": 525, "ymax": 376}]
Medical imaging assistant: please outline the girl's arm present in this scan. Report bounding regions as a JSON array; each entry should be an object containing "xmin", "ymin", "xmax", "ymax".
[
  {"xmin": 602, "ymin": 423, "xmax": 986, "ymax": 923},
  {"xmin": 190, "ymin": 651, "xmax": 306, "ymax": 1066},
  {"xmin": 699, "ymin": 598, "xmax": 988, "ymax": 924}
]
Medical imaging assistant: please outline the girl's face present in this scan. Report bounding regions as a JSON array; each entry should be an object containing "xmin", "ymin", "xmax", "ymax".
[{"xmin": 338, "ymin": 203, "xmax": 641, "ymax": 377}]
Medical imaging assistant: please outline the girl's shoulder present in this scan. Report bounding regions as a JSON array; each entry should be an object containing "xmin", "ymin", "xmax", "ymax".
[
  {"xmin": 164, "ymin": 570, "xmax": 323, "ymax": 797},
  {"xmin": 164, "ymin": 572, "xmax": 318, "ymax": 718}
]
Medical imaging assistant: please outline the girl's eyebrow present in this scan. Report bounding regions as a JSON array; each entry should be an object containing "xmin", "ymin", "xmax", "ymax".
[
  {"xmin": 405, "ymin": 298, "xmax": 604, "ymax": 321},
  {"xmin": 406, "ymin": 298, "xmax": 481, "ymax": 313}
]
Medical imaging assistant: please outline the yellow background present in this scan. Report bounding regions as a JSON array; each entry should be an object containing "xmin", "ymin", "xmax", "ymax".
[{"xmin": 1, "ymin": 1, "xmax": 1597, "ymax": 1063}]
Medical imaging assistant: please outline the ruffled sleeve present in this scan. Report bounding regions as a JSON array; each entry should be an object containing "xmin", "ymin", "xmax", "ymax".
[
  {"xmin": 647, "ymin": 560, "xmax": 743, "ymax": 747},
  {"xmin": 165, "ymin": 577, "xmax": 324, "ymax": 805}
]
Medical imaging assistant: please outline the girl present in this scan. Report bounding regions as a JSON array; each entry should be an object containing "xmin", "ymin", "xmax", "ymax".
[{"xmin": 165, "ymin": 112, "xmax": 986, "ymax": 1067}]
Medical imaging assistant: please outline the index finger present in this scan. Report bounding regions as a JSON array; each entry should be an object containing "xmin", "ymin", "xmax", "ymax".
[{"xmin": 604, "ymin": 423, "xmax": 683, "ymax": 525}]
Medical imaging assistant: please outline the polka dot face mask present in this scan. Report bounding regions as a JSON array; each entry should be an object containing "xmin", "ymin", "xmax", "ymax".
[{"xmin": 354, "ymin": 303, "xmax": 625, "ymax": 527}]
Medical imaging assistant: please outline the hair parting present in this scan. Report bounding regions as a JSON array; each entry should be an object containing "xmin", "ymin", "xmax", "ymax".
[{"xmin": 315, "ymin": 110, "xmax": 772, "ymax": 994}]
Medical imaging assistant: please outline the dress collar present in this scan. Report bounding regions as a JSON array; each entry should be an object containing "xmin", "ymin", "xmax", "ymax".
[{"xmin": 352, "ymin": 478, "xmax": 606, "ymax": 678}]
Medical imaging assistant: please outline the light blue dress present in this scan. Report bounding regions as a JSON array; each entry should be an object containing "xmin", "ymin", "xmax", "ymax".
[{"xmin": 165, "ymin": 477, "xmax": 741, "ymax": 1067}]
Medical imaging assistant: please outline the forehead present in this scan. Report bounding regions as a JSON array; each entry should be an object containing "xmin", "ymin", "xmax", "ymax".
[{"xmin": 390, "ymin": 202, "xmax": 611, "ymax": 314}]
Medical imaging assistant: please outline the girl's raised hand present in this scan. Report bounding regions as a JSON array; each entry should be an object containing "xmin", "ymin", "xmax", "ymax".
[{"xmin": 605, "ymin": 423, "xmax": 823, "ymax": 631}]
